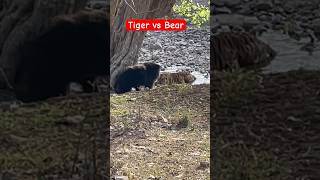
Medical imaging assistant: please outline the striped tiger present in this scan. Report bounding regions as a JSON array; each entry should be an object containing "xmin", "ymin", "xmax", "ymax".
[
  {"xmin": 155, "ymin": 71, "xmax": 196, "ymax": 85},
  {"xmin": 211, "ymin": 32, "xmax": 276, "ymax": 71}
]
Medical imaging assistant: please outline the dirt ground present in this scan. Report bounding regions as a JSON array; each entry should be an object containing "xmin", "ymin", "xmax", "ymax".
[
  {"xmin": 0, "ymin": 93, "xmax": 108, "ymax": 180},
  {"xmin": 0, "ymin": 83, "xmax": 210, "ymax": 180},
  {"xmin": 212, "ymin": 70, "xmax": 320, "ymax": 180},
  {"xmin": 2, "ymin": 69, "xmax": 319, "ymax": 179},
  {"xmin": 110, "ymin": 84, "xmax": 210, "ymax": 179}
]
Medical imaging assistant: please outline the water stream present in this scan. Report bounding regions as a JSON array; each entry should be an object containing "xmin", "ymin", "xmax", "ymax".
[{"xmin": 260, "ymin": 31, "xmax": 320, "ymax": 73}]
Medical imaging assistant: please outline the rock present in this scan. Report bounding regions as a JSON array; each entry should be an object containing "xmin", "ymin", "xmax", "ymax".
[
  {"xmin": 8, "ymin": 135, "xmax": 29, "ymax": 143},
  {"xmin": 254, "ymin": 0, "xmax": 273, "ymax": 11},
  {"xmin": 211, "ymin": 23, "xmax": 221, "ymax": 34},
  {"xmin": 313, "ymin": 9, "xmax": 320, "ymax": 18},
  {"xmin": 139, "ymin": 48, "xmax": 148, "ymax": 54},
  {"xmin": 218, "ymin": 25, "xmax": 231, "ymax": 32},
  {"xmin": 55, "ymin": 115, "xmax": 85, "ymax": 126},
  {"xmin": 213, "ymin": 14, "xmax": 245, "ymax": 27},
  {"xmin": 271, "ymin": 7, "xmax": 285, "ymax": 15},
  {"xmin": 166, "ymin": 46, "xmax": 176, "ymax": 51},
  {"xmin": 196, "ymin": 161, "xmax": 210, "ymax": 170},
  {"xmin": 214, "ymin": 7, "xmax": 232, "ymax": 14},
  {"xmin": 148, "ymin": 42, "xmax": 163, "ymax": 51},
  {"xmin": 300, "ymin": 22, "xmax": 312, "ymax": 30},
  {"xmin": 223, "ymin": 0, "xmax": 241, "ymax": 8},
  {"xmin": 68, "ymin": 82, "xmax": 84, "ymax": 93},
  {"xmin": 212, "ymin": 0, "xmax": 241, "ymax": 8},
  {"xmin": 250, "ymin": 24, "xmax": 268, "ymax": 36},
  {"xmin": 271, "ymin": 14, "xmax": 284, "ymax": 25},
  {"xmin": 243, "ymin": 16, "xmax": 261, "ymax": 30},
  {"xmin": 273, "ymin": 0, "xmax": 282, "ymax": 5},
  {"xmin": 212, "ymin": 0, "xmax": 225, "ymax": 7},
  {"xmin": 258, "ymin": 14, "xmax": 271, "ymax": 21},
  {"xmin": 0, "ymin": 101, "xmax": 21, "ymax": 112},
  {"xmin": 177, "ymin": 40, "xmax": 188, "ymax": 46},
  {"xmin": 272, "ymin": 24, "xmax": 284, "ymax": 31},
  {"xmin": 87, "ymin": 1, "xmax": 108, "ymax": 9},
  {"xmin": 311, "ymin": 18, "xmax": 320, "ymax": 30},
  {"xmin": 283, "ymin": 1, "xmax": 299, "ymax": 13},
  {"xmin": 193, "ymin": 0, "xmax": 209, "ymax": 6},
  {"xmin": 236, "ymin": 4, "xmax": 253, "ymax": 15},
  {"xmin": 113, "ymin": 176, "xmax": 129, "ymax": 180},
  {"xmin": 311, "ymin": 18, "xmax": 320, "ymax": 40},
  {"xmin": 298, "ymin": 9, "xmax": 314, "ymax": 18}
]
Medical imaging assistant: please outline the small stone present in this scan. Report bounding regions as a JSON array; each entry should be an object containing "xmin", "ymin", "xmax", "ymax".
[
  {"xmin": 215, "ymin": 7, "xmax": 232, "ymax": 14},
  {"xmin": 55, "ymin": 115, "xmax": 84, "ymax": 126},
  {"xmin": 243, "ymin": 16, "xmax": 261, "ymax": 30},
  {"xmin": 149, "ymin": 42, "xmax": 163, "ymax": 51},
  {"xmin": 212, "ymin": 0, "xmax": 224, "ymax": 7},
  {"xmin": 254, "ymin": 0, "xmax": 273, "ymax": 11},
  {"xmin": 223, "ymin": 0, "xmax": 241, "ymax": 8},
  {"xmin": 214, "ymin": 14, "xmax": 245, "ymax": 27},
  {"xmin": 68, "ymin": 82, "xmax": 84, "ymax": 93},
  {"xmin": 197, "ymin": 161, "xmax": 210, "ymax": 170},
  {"xmin": 258, "ymin": 14, "xmax": 270, "ymax": 21},
  {"xmin": 287, "ymin": 116, "xmax": 302, "ymax": 122},
  {"xmin": 113, "ymin": 176, "xmax": 129, "ymax": 180},
  {"xmin": 312, "ymin": 18, "xmax": 320, "ymax": 30},
  {"xmin": 271, "ymin": 14, "xmax": 284, "ymax": 25}
]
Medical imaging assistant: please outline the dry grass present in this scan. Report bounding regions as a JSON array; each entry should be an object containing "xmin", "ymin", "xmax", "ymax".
[
  {"xmin": 110, "ymin": 84, "xmax": 210, "ymax": 179},
  {"xmin": 212, "ymin": 70, "xmax": 320, "ymax": 179},
  {"xmin": 0, "ymin": 93, "xmax": 108, "ymax": 179}
]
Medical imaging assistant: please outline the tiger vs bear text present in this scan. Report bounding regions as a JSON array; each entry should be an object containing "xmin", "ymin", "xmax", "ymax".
[{"xmin": 126, "ymin": 19, "xmax": 186, "ymax": 31}]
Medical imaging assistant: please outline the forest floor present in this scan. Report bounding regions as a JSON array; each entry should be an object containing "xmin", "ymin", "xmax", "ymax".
[
  {"xmin": 213, "ymin": 69, "xmax": 320, "ymax": 180},
  {"xmin": 0, "ymin": 93, "xmax": 108, "ymax": 180},
  {"xmin": 0, "ymin": 84, "xmax": 210, "ymax": 180},
  {"xmin": 111, "ymin": 69, "xmax": 320, "ymax": 180},
  {"xmin": 1, "ymin": 69, "xmax": 320, "ymax": 179},
  {"xmin": 110, "ymin": 84, "xmax": 210, "ymax": 179}
]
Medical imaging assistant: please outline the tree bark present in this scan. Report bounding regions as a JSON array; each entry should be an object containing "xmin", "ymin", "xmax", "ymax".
[
  {"xmin": 110, "ymin": 0, "xmax": 176, "ymax": 89},
  {"xmin": 0, "ymin": 0, "xmax": 88, "ymax": 89}
]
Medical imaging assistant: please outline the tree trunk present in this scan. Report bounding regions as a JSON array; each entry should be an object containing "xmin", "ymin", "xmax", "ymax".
[
  {"xmin": 110, "ymin": 0, "xmax": 176, "ymax": 89},
  {"xmin": 0, "ymin": 0, "xmax": 88, "ymax": 90}
]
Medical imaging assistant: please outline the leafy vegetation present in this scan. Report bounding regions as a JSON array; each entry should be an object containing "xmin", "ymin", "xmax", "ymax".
[{"xmin": 173, "ymin": 0, "xmax": 210, "ymax": 28}]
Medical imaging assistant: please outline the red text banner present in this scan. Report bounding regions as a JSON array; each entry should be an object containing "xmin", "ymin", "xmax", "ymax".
[{"xmin": 126, "ymin": 19, "xmax": 187, "ymax": 31}]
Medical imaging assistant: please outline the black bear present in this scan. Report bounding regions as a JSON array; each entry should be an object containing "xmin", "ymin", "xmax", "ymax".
[
  {"xmin": 114, "ymin": 62, "xmax": 161, "ymax": 94},
  {"xmin": 14, "ymin": 9, "xmax": 109, "ymax": 102}
]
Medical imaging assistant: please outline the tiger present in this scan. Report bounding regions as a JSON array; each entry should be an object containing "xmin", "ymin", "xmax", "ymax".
[
  {"xmin": 211, "ymin": 32, "xmax": 276, "ymax": 72},
  {"xmin": 155, "ymin": 71, "xmax": 196, "ymax": 85}
]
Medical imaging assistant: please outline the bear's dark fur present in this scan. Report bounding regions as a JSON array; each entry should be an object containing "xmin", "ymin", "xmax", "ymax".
[
  {"xmin": 114, "ymin": 62, "xmax": 161, "ymax": 94},
  {"xmin": 14, "ymin": 10, "xmax": 109, "ymax": 102}
]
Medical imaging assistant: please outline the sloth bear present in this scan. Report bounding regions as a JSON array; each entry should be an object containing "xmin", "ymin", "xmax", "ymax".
[
  {"xmin": 114, "ymin": 62, "xmax": 161, "ymax": 94},
  {"xmin": 14, "ymin": 10, "xmax": 109, "ymax": 102}
]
